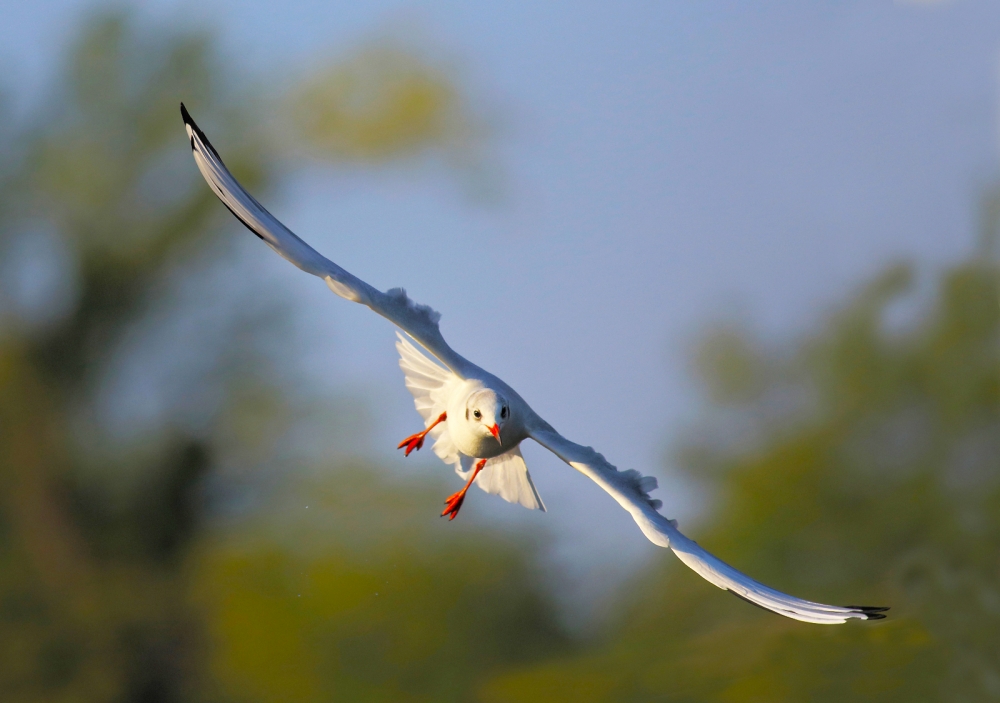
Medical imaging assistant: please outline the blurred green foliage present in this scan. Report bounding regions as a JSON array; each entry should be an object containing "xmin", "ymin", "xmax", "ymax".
[
  {"xmin": 2, "ymin": 8, "xmax": 998, "ymax": 703},
  {"xmin": 193, "ymin": 470, "xmax": 567, "ymax": 703},
  {"xmin": 290, "ymin": 45, "xmax": 481, "ymax": 164}
]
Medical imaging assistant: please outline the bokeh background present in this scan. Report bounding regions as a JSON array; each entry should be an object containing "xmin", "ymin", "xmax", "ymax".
[{"xmin": 1, "ymin": 1, "xmax": 998, "ymax": 701}]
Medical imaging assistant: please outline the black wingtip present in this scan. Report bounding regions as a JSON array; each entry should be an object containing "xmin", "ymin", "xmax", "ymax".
[
  {"xmin": 846, "ymin": 605, "xmax": 890, "ymax": 620},
  {"xmin": 179, "ymin": 102, "xmax": 220, "ymax": 159},
  {"xmin": 728, "ymin": 592, "xmax": 891, "ymax": 622},
  {"xmin": 846, "ymin": 605, "xmax": 890, "ymax": 612}
]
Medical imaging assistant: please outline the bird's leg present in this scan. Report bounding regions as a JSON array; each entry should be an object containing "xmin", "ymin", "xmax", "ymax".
[
  {"xmin": 397, "ymin": 412, "xmax": 447, "ymax": 457},
  {"xmin": 441, "ymin": 459, "xmax": 487, "ymax": 521}
]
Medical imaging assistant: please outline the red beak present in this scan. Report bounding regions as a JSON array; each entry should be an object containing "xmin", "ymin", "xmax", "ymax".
[{"xmin": 489, "ymin": 424, "xmax": 502, "ymax": 445}]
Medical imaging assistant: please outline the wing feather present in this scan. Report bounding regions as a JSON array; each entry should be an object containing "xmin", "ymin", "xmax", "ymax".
[
  {"xmin": 529, "ymin": 425, "xmax": 887, "ymax": 624},
  {"xmin": 181, "ymin": 103, "xmax": 478, "ymax": 378},
  {"xmin": 396, "ymin": 333, "xmax": 463, "ymax": 466},
  {"xmin": 460, "ymin": 448, "xmax": 546, "ymax": 512}
]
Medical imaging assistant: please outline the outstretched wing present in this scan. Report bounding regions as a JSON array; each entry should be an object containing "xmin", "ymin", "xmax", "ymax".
[
  {"xmin": 529, "ymin": 425, "xmax": 887, "ymax": 624},
  {"xmin": 396, "ymin": 332, "xmax": 464, "ymax": 465},
  {"xmin": 181, "ymin": 103, "xmax": 478, "ymax": 378}
]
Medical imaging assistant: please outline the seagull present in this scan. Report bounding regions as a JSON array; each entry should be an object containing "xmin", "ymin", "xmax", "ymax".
[{"xmin": 180, "ymin": 103, "xmax": 887, "ymax": 624}]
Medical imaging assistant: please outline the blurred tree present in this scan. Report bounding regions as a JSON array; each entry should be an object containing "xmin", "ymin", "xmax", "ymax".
[
  {"xmin": 482, "ymin": 252, "xmax": 999, "ymax": 702},
  {"xmin": 290, "ymin": 44, "xmax": 482, "ymax": 164},
  {"xmin": 191, "ymin": 468, "xmax": 567, "ymax": 703},
  {"xmin": 0, "ymin": 10, "xmax": 564, "ymax": 703}
]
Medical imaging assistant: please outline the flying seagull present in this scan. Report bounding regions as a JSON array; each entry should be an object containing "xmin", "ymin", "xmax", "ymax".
[{"xmin": 180, "ymin": 103, "xmax": 887, "ymax": 624}]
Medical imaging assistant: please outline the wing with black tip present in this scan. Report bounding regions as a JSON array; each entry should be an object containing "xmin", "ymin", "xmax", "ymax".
[
  {"xmin": 180, "ymin": 103, "xmax": 479, "ymax": 378},
  {"xmin": 529, "ymin": 424, "xmax": 888, "ymax": 624}
]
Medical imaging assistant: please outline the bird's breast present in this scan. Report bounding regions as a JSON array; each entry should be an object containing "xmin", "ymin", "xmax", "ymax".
[{"xmin": 447, "ymin": 421, "xmax": 510, "ymax": 460}]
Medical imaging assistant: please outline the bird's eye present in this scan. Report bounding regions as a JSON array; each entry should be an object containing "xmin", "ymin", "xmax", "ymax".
[
  {"xmin": 473, "ymin": 409, "xmax": 481, "ymax": 420},
  {"xmin": 501, "ymin": 406, "xmax": 508, "ymax": 419}
]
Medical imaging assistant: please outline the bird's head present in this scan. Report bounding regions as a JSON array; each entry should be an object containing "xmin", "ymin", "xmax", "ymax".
[{"xmin": 465, "ymin": 389, "xmax": 509, "ymax": 445}]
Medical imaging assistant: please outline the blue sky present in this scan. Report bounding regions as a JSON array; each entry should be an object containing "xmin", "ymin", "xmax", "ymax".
[{"xmin": 3, "ymin": 0, "xmax": 997, "ymax": 599}]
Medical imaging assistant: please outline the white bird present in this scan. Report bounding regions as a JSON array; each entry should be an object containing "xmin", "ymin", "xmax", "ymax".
[{"xmin": 181, "ymin": 104, "xmax": 887, "ymax": 624}]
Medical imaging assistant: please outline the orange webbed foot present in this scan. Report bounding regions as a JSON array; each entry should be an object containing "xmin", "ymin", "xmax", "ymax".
[
  {"xmin": 440, "ymin": 458, "xmax": 486, "ymax": 521},
  {"xmin": 441, "ymin": 490, "xmax": 467, "ymax": 521},
  {"xmin": 397, "ymin": 412, "xmax": 446, "ymax": 457},
  {"xmin": 397, "ymin": 433, "xmax": 425, "ymax": 457}
]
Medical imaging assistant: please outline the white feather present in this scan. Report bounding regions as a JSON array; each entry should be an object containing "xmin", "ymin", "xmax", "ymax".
[
  {"xmin": 396, "ymin": 333, "xmax": 463, "ymax": 466},
  {"xmin": 458, "ymin": 448, "xmax": 546, "ymax": 512}
]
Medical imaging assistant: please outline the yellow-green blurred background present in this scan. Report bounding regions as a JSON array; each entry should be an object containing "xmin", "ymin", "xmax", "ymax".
[{"xmin": 1, "ymin": 3, "xmax": 998, "ymax": 702}]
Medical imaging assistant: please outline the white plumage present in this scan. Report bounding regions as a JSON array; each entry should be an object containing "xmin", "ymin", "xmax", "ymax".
[
  {"xmin": 397, "ymin": 333, "xmax": 544, "ymax": 511},
  {"xmin": 181, "ymin": 103, "xmax": 887, "ymax": 624},
  {"xmin": 396, "ymin": 332, "xmax": 463, "ymax": 465}
]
